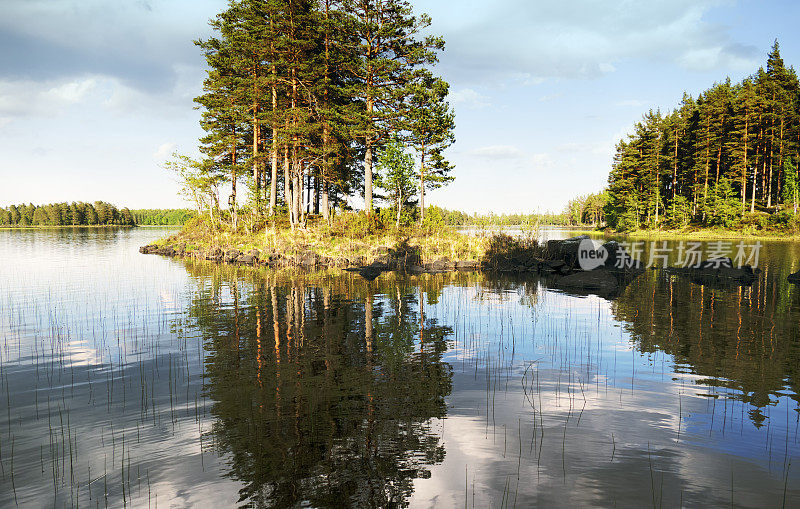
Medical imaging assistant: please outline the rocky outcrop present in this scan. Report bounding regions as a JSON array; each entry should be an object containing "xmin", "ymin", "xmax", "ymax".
[
  {"xmin": 788, "ymin": 270, "xmax": 800, "ymax": 284},
  {"xmin": 544, "ymin": 235, "xmax": 589, "ymax": 270}
]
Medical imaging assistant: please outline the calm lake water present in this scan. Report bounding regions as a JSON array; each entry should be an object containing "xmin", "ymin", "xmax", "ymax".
[{"xmin": 1, "ymin": 227, "xmax": 800, "ymax": 508}]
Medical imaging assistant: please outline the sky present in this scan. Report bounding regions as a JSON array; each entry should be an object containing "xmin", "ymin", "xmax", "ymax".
[{"xmin": 1, "ymin": 0, "xmax": 800, "ymax": 213}]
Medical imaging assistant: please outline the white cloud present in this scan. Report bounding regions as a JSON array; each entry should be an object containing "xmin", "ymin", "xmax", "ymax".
[
  {"xmin": 428, "ymin": 0, "xmax": 756, "ymax": 83},
  {"xmin": 450, "ymin": 88, "xmax": 490, "ymax": 109},
  {"xmin": 0, "ymin": 76, "xmax": 108, "ymax": 117},
  {"xmin": 468, "ymin": 145, "xmax": 525, "ymax": 159},
  {"xmin": 154, "ymin": 142, "xmax": 176, "ymax": 160},
  {"xmin": 45, "ymin": 78, "xmax": 98, "ymax": 103}
]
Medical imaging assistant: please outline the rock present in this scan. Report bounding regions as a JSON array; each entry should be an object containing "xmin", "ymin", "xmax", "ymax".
[
  {"xmin": 358, "ymin": 266, "xmax": 383, "ymax": 281},
  {"xmin": 371, "ymin": 254, "xmax": 391, "ymax": 268},
  {"xmin": 427, "ymin": 257, "xmax": 453, "ymax": 271},
  {"xmin": 407, "ymin": 265, "xmax": 425, "ymax": 274},
  {"xmin": 236, "ymin": 254, "xmax": 257, "ymax": 265},
  {"xmin": 536, "ymin": 259, "xmax": 566, "ymax": 274},
  {"xmin": 545, "ymin": 235, "xmax": 590, "ymax": 268},
  {"xmin": 139, "ymin": 245, "xmax": 158, "ymax": 254},
  {"xmin": 297, "ymin": 252, "xmax": 318, "ymax": 267},
  {"xmin": 555, "ymin": 270, "xmax": 620, "ymax": 294},
  {"xmin": 456, "ymin": 260, "xmax": 479, "ymax": 270},
  {"xmin": 223, "ymin": 249, "xmax": 241, "ymax": 263},
  {"xmin": 787, "ymin": 270, "xmax": 800, "ymax": 284}
]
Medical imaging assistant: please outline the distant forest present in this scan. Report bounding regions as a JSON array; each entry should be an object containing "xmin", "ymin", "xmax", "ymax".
[
  {"xmin": 606, "ymin": 41, "xmax": 800, "ymax": 232},
  {"xmin": 424, "ymin": 206, "xmax": 571, "ymax": 227},
  {"xmin": 131, "ymin": 209, "xmax": 196, "ymax": 226},
  {"xmin": 0, "ymin": 204, "xmax": 197, "ymax": 227},
  {"xmin": 0, "ymin": 202, "xmax": 135, "ymax": 227}
]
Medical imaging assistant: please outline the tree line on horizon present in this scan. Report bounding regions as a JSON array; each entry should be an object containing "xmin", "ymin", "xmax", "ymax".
[
  {"xmin": 606, "ymin": 42, "xmax": 800, "ymax": 232},
  {"xmin": 178, "ymin": 0, "xmax": 455, "ymax": 229},
  {"xmin": 131, "ymin": 209, "xmax": 196, "ymax": 226},
  {"xmin": 0, "ymin": 202, "xmax": 135, "ymax": 227}
]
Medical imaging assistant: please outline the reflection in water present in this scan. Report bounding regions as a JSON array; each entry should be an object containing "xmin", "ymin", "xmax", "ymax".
[
  {"xmin": 184, "ymin": 263, "xmax": 456, "ymax": 507},
  {"xmin": 614, "ymin": 269, "xmax": 800, "ymax": 422},
  {"xmin": 1, "ymin": 229, "xmax": 799, "ymax": 507}
]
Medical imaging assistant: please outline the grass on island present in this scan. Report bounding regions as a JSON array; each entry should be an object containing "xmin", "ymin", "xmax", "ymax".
[
  {"xmin": 610, "ymin": 227, "xmax": 800, "ymax": 242},
  {"xmin": 155, "ymin": 212, "xmax": 495, "ymax": 264}
]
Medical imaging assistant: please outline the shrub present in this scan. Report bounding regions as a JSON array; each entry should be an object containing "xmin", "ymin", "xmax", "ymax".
[
  {"xmin": 737, "ymin": 212, "xmax": 768, "ymax": 231},
  {"xmin": 768, "ymin": 210, "xmax": 796, "ymax": 230},
  {"xmin": 327, "ymin": 211, "xmax": 385, "ymax": 237}
]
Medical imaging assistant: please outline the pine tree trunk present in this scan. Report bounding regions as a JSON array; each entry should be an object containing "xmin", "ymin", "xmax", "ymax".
[
  {"xmin": 396, "ymin": 189, "xmax": 401, "ymax": 229},
  {"xmin": 703, "ymin": 120, "xmax": 710, "ymax": 208},
  {"xmin": 269, "ymin": 84, "xmax": 278, "ymax": 217},
  {"xmin": 284, "ymin": 143, "xmax": 292, "ymax": 226},
  {"xmin": 364, "ymin": 96, "xmax": 374, "ymax": 214},
  {"xmin": 673, "ymin": 131, "xmax": 678, "ymax": 200},
  {"xmin": 742, "ymin": 115, "xmax": 749, "ymax": 213},
  {"xmin": 231, "ymin": 128, "xmax": 238, "ymax": 228},
  {"xmin": 751, "ymin": 149, "xmax": 757, "ymax": 214},
  {"xmin": 322, "ymin": 180, "xmax": 330, "ymax": 221},
  {"xmin": 419, "ymin": 147, "xmax": 426, "ymax": 224},
  {"xmin": 253, "ymin": 104, "xmax": 260, "ymax": 212}
]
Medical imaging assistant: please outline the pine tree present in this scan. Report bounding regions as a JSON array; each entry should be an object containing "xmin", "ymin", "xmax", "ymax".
[
  {"xmin": 344, "ymin": 0, "xmax": 443, "ymax": 214},
  {"xmin": 404, "ymin": 72, "xmax": 455, "ymax": 223}
]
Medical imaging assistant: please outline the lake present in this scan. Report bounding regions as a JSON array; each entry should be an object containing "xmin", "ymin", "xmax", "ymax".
[{"xmin": 1, "ymin": 227, "xmax": 799, "ymax": 508}]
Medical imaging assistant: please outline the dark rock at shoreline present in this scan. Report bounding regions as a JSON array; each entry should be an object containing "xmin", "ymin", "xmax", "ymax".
[
  {"xmin": 297, "ymin": 251, "xmax": 318, "ymax": 267},
  {"xmin": 357, "ymin": 266, "xmax": 383, "ymax": 281},
  {"xmin": 236, "ymin": 253, "xmax": 257, "ymax": 265},
  {"xmin": 456, "ymin": 260, "xmax": 479, "ymax": 269},
  {"xmin": 788, "ymin": 270, "xmax": 800, "ymax": 283},
  {"xmin": 426, "ymin": 257, "xmax": 453, "ymax": 272},
  {"xmin": 545, "ymin": 235, "xmax": 589, "ymax": 269}
]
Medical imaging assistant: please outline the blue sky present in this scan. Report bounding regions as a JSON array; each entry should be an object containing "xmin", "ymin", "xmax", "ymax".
[{"xmin": 1, "ymin": 0, "xmax": 799, "ymax": 213}]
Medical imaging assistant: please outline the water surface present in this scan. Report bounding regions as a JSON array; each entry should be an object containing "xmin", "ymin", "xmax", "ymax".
[{"xmin": 1, "ymin": 227, "xmax": 799, "ymax": 508}]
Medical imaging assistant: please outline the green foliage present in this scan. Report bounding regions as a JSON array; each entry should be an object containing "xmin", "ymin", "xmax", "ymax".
[
  {"xmin": 192, "ymin": 0, "xmax": 451, "ymax": 226},
  {"xmin": 421, "ymin": 205, "xmax": 446, "ymax": 233},
  {"xmin": 767, "ymin": 210, "xmax": 795, "ymax": 229},
  {"xmin": 327, "ymin": 211, "xmax": 385, "ymax": 238},
  {"xmin": 781, "ymin": 159, "xmax": 798, "ymax": 211},
  {"xmin": 376, "ymin": 138, "xmax": 417, "ymax": 225},
  {"xmin": 0, "ymin": 202, "xmax": 135, "ymax": 227},
  {"xmin": 704, "ymin": 178, "xmax": 742, "ymax": 228},
  {"xmin": 131, "ymin": 209, "xmax": 196, "ymax": 226},
  {"xmin": 605, "ymin": 41, "xmax": 800, "ymax": 232},
  {"xmin": 664, "ymin": 195, "xmax": 691, "ymax": 228}
]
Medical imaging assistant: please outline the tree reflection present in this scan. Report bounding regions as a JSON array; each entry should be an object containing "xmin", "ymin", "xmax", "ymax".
[
  {"xmin": 611, "ymin": 270, "xmax": 800, "ymax": 422},
  {"xmin": 183, "ymin": 263, "xmax": 455, "ymax": 508}
]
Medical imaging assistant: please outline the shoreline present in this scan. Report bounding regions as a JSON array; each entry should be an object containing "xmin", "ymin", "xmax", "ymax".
[
  {"xmin": 611, "ymin": 228, "xmax": 800, "ymax": 242},
  {"xmin": 0, "ymin": 225, "xmax": 138, "ymax": 230}
]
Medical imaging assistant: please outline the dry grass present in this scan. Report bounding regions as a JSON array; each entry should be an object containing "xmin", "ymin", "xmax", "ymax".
[{"xmin": 156, "ymin": 215, "xmax": 491, "ymax": 264}]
